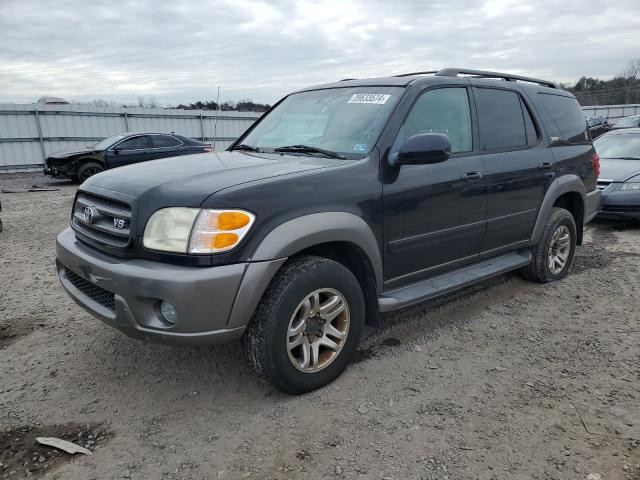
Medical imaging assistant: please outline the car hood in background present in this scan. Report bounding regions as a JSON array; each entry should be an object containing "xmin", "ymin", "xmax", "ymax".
[
  {"xmin": 48, "ymin": 147, "xmax": 97, "ymax": 159},
  {"xmin": 81, "ymin": 150, "xmax": 352, "ymax": 213},
  {"xmin": 598, "ymin": 158, "xmax": 640, "ymax": 182}
]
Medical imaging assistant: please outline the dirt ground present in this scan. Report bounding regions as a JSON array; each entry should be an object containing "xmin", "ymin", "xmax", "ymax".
[{"xmin": 1, "ymin": 173, "xmax": 639, "ymax": 480}]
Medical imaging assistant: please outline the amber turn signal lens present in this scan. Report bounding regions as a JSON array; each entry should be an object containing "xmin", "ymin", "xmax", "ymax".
[
  {"xmin": 211, "ymin": 233, "xmax": 239, "ymax": 249},
  {"xmin": 188, "ymin": 209, "xmax": 255, "ymax": 254},
  {"xmin": 217, "ymin": 212, "xmax": 251, "ymax": 230}
]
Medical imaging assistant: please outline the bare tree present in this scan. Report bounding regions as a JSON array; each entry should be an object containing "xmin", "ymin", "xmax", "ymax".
[
  {"xmin": 136, "ymin": 96, "xmax": 159, "ymax": 109},
  {"xmin": 89, "ymin": 98, "xmax": 120, "ymax": 107},
  {"xmin": 620, "ymin": 58, "xmax": 640, "ymax": 103}
]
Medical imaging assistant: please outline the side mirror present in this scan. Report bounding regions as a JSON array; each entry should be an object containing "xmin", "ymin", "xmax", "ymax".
[
  {"xmin": 112, "ymin": 146, "xmax": 122, "ymax": 154},
  {"xmin": 393, "ymin": 133, "xmax": 451, "ymax": 165}
]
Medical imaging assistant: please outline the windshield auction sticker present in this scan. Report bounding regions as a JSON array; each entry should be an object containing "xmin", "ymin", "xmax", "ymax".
[{"xmin": 348, "ymin": 93, "xmax": 391, "ymax": 104}]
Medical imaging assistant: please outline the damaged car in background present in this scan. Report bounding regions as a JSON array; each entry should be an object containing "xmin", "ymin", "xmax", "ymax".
[{"xmin": 44, "ymin": 133, "xmax": 213, "ymax": 182}]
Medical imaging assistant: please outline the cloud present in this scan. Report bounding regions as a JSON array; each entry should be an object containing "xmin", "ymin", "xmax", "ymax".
[{"xmin": 0, "ymin": 0, "xmax": 638, "ymax": 104}]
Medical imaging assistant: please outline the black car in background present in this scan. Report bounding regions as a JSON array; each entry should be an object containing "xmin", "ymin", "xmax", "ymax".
[
  {"xmin": 44, "ymin": 133, "xmax": 213, "ymax": 182},
  {"xmin": 586, "ymin": 116, "xmax": 611, "ymax": 138},
  {"xmin": 595, "ymin": 128, "xmax": 640, "ymax": 220},
  {"xmin": 611, "ymin": 115, "xmax": 640, "ymax": 130}
]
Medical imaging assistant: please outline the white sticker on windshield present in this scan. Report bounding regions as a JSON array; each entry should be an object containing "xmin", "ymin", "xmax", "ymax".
[{"xmin": 348, "ymin": 93, "xmax": 391, "ymax": 105}]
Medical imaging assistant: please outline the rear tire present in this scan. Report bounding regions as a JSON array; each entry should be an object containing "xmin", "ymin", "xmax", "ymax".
[
  {"xmin": 520, "ymin": 207, "xmax": 577, "ymax": 283},
  {"xmin": 77, "ymin": 162, "xmax": 104, "ymax": 182},
  {"xmin": 242, "ymin": 255, "xmax": 365, "ymax": 394}
]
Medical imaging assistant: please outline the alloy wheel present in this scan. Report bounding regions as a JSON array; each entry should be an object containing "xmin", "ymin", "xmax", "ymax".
[
  {"xmin": 547, "ymin": 224, "xmax": 571, "ymax": 275},
  {"xmin": 80, "ymin": 167, "xmax": 101, "ymax": 181},
  {"xmin": 286, "ymin": 288, "xmax": 350, "ymax": 373}
]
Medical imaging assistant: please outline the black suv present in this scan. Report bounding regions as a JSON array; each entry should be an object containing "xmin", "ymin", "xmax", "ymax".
[{"xmin": 56, "ymin": 68, "xmax": 600, "ymax": 394}]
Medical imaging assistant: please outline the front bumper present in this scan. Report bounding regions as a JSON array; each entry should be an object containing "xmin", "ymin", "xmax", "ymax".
[
  {"xmin": 43, "ymin": 163, "xmax": 70, "ymax": 179},
  {"xmin": 56, "ymin": 228, "xmax": 282, "ymax": 345},
  {"xmin": 597, "ymin": 183, "xmax": 640, "ymax": 220}
]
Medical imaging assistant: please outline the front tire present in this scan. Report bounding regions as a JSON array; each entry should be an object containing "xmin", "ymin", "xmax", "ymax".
[
  {"xmin": 77, "ymin": 162, "xmax": 104, "ymax": 182},
  {"xmin": 242, "ymin": 255, "xmax": 365, "ymax": 394},
  {"xmin": 521, "ymin": 207, "xmax": 577, "ymax": 283}
]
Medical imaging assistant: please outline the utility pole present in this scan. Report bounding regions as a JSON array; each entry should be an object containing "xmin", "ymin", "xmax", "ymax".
[{"xmin": 213, "ymin": 86, "xmax": 221, "ymax": 151}]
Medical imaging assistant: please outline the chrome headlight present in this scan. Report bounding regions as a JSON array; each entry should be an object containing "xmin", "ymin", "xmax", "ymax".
[
  {"xmin": 143, "ymin": 208, "xmax": 255, "ymax": 254},
  {"xmin": 620, "ymin": 182, "xmax": 640, "ymax": 191}
]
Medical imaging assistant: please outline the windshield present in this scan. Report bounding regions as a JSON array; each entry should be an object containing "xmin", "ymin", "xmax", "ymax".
[
  {"xmin": 238, "ymin": 86, "xmax": 404, "ymax": 158},
  {"xmin": 93, "ymin": 134, "xmax": 126, "ymax": 150},
  {"xmin": 594, "ymin": 134, "xmax": 640, "ymax": 159}
]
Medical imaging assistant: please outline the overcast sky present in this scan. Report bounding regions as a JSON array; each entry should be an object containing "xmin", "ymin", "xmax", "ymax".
[{"xmin": 1, "ymin": 0, "xmax": 639, "ymax": 105}]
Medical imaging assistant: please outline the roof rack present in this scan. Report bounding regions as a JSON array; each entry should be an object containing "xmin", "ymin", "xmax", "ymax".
[
  {"xmin": 436, "ymin": 68, "xmax": 556, "ymax": 88},
  {"xmin": 393, "ymin": 70, "xmax": 438, "ymax": 77},
  {"xmin": 392, "ymin": 68, "xmax": 556, "ymax": 88}
]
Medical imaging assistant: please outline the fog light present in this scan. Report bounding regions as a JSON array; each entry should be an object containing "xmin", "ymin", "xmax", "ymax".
[{"xmin": 159, "ymin": 301, "xmax": 178, "ymax": 325}]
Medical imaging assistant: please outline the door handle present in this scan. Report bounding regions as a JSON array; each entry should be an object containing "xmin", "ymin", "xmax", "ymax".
[
  {"xmin": 538, "ymin": 162, "xmax": 553, "ymax": 169},
  {"xmin": 461, "ymin": 171, "xmax": 483, "ymax": 181}
]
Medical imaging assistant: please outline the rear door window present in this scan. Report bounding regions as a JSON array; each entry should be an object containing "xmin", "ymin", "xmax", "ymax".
[
  {"xmin": 403, "ymin": 87, "xmax": 473, "ymax": 153},
  {"xmin": 474, "ymin": 88, "xmax": 528, "ymax": 150},
  {"xmin": 151, "ymin": 135, "xmax": 181, "ymax": 148},
  {"xmin": 537, "ymin": 93, "xmax": 588, "ymax": 144},
  {"xmin": 117, "ymin": 135, "xmax": 149, "ymax": 150}
]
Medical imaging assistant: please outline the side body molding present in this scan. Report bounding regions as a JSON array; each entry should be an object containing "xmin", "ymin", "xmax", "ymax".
[
  {"xmin": 226, "ymin": 212, "xmax": 384, "ymax": 330},
  {"xmin": 530, "ymin": 174, "xmax": 585, "ymax": 245}
]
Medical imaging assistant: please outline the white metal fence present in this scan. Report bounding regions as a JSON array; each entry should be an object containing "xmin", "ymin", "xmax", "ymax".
[
  {"xmin": 0, "ymin": 104, "xmax": 261, "ymax": 173},
  {"xmin": 581, "ymin": 104, "xmax": 640, "ymax": 123}
]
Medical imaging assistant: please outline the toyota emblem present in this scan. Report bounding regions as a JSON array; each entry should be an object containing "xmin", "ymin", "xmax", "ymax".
[{"xmin": 83, "ymin": 206, "xmax": 98, "ymax": 224}]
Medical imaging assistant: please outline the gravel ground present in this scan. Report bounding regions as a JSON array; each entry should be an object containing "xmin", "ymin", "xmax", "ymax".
[{"xmin": 1, "ymin": 173, "xmax": 639, "ymax": 480}]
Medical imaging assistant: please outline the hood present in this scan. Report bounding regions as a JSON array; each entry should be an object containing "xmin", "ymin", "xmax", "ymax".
[
  {"xmin": 82, "ymin": 150, "xmax": 350, "ymax": 208},
  {"xmin": 48, "ymin": 147, "xmax": 95, "ymax": 159},
  {"xmin": 598, "ymin": 158, "xmax": 640, "ymax": 182}
]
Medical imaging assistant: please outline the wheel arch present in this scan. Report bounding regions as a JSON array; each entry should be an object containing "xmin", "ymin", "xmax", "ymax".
[
  {"xmin": 292, "ymin": 241, "xmax": 381, "ymax": 328},
  {"xmin": 227, "ymin": 212, "xmax": 383, "ymax": 329},
  {"xmin": 251, "ymin": 212, "xmax": 383, "ymax": 289},
  {"xmin": 531, "ymin": 175, "xmax": 586, "ymax": 246},
  {"xmin": 552, "ymin": 192, "xmax": 584, "ymax": 245},
  {"xmin": 77, "ymin": 157, "xmax": 105, "ymax": 168}
]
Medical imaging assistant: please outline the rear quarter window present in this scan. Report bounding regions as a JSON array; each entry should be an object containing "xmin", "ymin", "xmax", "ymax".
[
  {"xmin": 151, "ymin": 135, "xmax": 181, "ymax": 148},
  {"xmin": 537, "ymin": 93, "xmax": 588, "ymax": 144}
]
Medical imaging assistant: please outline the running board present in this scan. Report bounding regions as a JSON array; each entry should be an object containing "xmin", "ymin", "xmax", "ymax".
[{"xmin": 378, "ymin": 250, "xmax": 532, "ymax": 312}]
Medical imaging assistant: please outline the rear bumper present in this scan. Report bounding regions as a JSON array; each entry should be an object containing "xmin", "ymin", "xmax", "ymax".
[
  {"xmin": 583, "ymin": 188, "xmax": 601, "ymax": 223},
  {"xmin": 56, "ymin": 228, "xmax": 284, "ymax": 346}
]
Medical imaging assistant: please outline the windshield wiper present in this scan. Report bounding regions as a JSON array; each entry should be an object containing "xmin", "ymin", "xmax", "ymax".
[
  {"xmin": 231, "ymin": 143, "xmax": 261, "ymax": 152},
  {"xmin": 603, "ymin": 156, "xmax": 640, "ymax": 160},
  {"xmin": 274, "ymin": 145, "xmax": 347, "ymax": 159}
]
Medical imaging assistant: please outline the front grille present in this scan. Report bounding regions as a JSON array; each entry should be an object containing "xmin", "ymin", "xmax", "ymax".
[
  {"xmin": 602, "ymin": 204, "xmax": 640, "ymax": 213},
  {"xmin": 597, "ymin": 179, "xmax": 613, "ymax": 190},
  {"xmin": 71, "ymin": 191, "xmax": 132, "ymax": 249},
  {"xmin": 64, "ymin": 268, "xmax": 115, "ymax": 311}
]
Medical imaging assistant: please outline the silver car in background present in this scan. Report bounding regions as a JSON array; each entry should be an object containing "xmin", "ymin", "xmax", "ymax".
[{"xmin": 595, "ymin": 128, "xmax": 640, "ymax": 220}]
